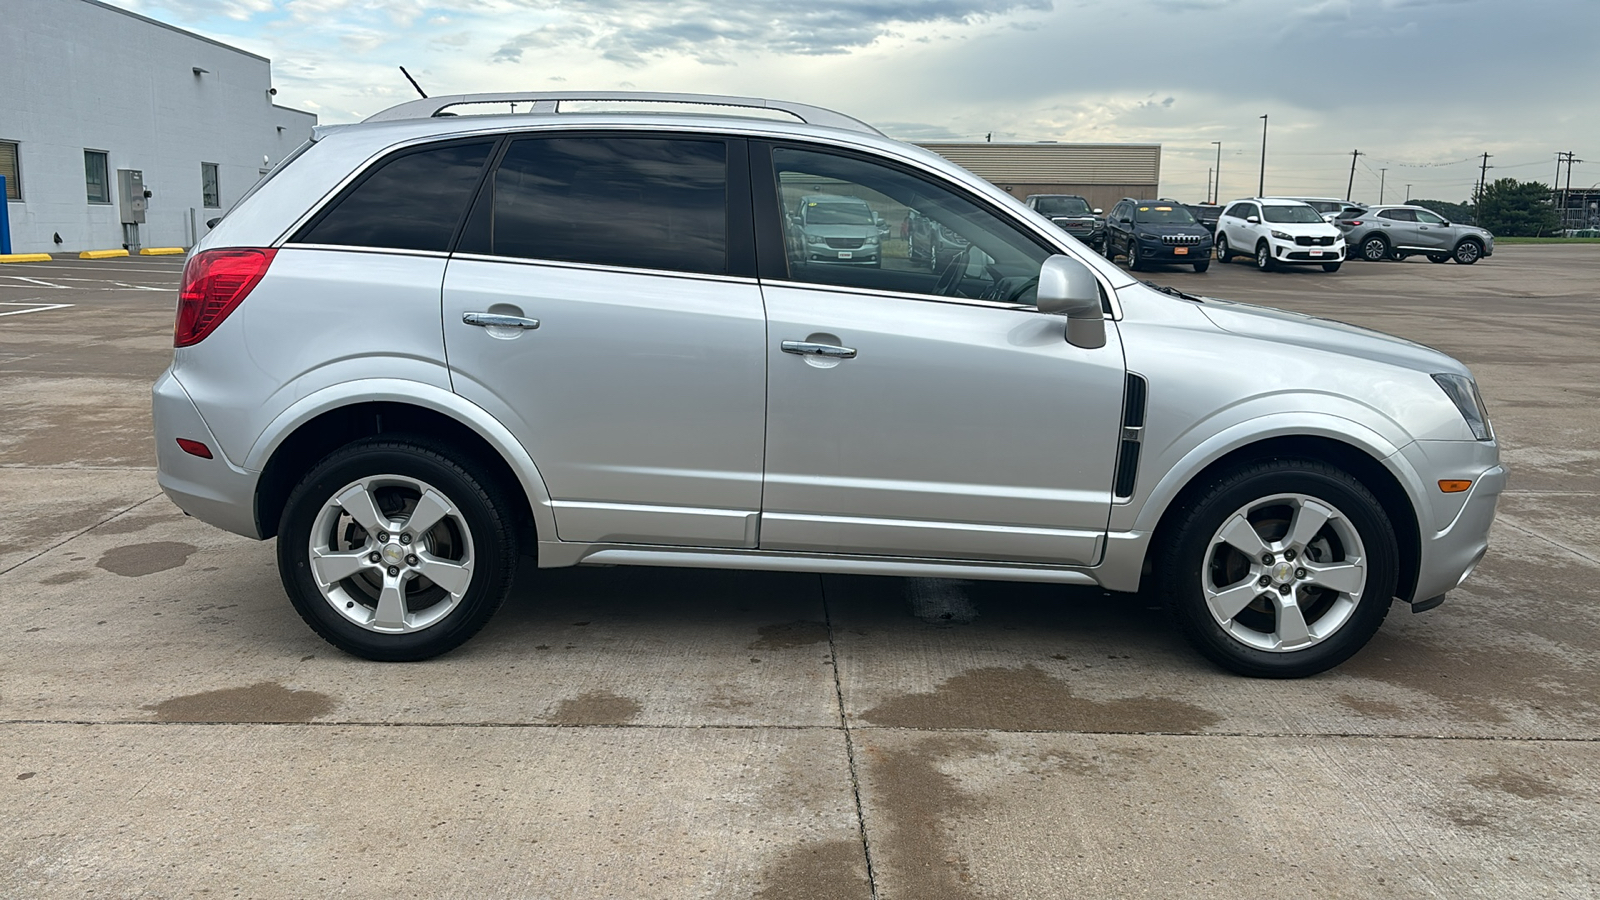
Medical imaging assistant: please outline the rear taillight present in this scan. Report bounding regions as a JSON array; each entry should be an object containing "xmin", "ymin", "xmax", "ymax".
[
  {"xmin": 1344, "ymin": 220, "xmax": 1362, "ymax": 227},
  {"xmin": 174, "ymin": 248, "xmax": 277, "ymax": 347}
]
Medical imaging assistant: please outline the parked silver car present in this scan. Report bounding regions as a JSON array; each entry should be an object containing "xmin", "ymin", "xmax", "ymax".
[
  {"xmin": 154, "ymin": 91, "xmax": 1503, "ymax": 677},
  {"xmin": 1337, "ymin": 204, "xmax": 1495, "ymax": 264}
]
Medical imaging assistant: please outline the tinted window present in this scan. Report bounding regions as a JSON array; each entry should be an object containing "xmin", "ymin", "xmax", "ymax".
[
  {"xmin": 1033, "ymin": 196, "xmax": 1091, "ymax": 216},
  {"xmin": 1223, "ymin": 203, "xmax": 1248, "ymax": 219},
  {"xmin": 769, "ymin": 145, "xmax": 1052, "ymax": 304},
  {"xmin": 1304, "ymin": 200, "xmax": 1341, "ymax": 213},
  {"xmin": 1378, "ymin": 208, "xmax": 1416, "ymax": 222},
  {"xmin": 487, "ymin": 136, "xmax": 727, "ymax": 276},
  {"xmin": 1262, "ymin": 205, "xmax": 1324, "ymax": 224},
  {"xmin": 1414, "ymin": 209, "xmax": 1446, "ymax": 225},
  {"xmin": 299, "ymin": 141, "xmax": 493, "ymax": 252}
]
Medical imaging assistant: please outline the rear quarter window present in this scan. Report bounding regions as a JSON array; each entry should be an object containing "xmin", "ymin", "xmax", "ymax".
[{"xmin": 293, "ymin": 140, "xmax": 495, "ymax": 252}]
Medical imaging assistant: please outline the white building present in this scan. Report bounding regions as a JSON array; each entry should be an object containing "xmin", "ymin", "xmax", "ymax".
[{"xmin": 1, "ymin": 0, "xmax": 315, "ymax": 254}]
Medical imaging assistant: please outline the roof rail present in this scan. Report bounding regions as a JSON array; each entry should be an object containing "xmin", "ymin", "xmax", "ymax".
[{"xmin": 362, "ymin": 91, "xmax": 884, "ymax": 136}]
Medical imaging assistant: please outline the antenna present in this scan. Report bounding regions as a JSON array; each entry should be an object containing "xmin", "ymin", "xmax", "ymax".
[{"xmin": 399, "ymin": 66, "xmax": 428, "ymax": 99}]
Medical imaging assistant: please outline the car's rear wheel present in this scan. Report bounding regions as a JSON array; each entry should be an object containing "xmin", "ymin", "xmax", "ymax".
[
  {"xmin": 278, "ymin": 437, "xmax": 519, "ymax": 661},
  {"xmin": 1255, "ymin": 241, "xmax": 1276, "ymax": 271},
  {"xmin": 1427, "ymin": 253, "xmax": 1451, "ymax": 263},
  {"xmin": 1321, "ymin": 262, "xmax": 1342, "ymax": 273},
  {"xmin": 1359, "ymin": 235, "xmax": 1390, "ymax": 262},
  {"xmin": 1216, "ymin": 233, "xmax": 1233, "ymax": 262},
  {"xmin": 1157, "ymin": 459, "xmax": 1397, "ymax": 677},
  {"xmin": 1454, "ymin": 239, "xmax": 1483, "ymax": 265}
]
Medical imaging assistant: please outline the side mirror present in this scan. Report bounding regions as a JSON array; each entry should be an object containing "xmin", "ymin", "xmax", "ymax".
[
  {"xmin": 1093, "ymin": 208, "xmax": 1103, "ymax": 215},
  {"xmin": 1036, "ymin": 255, "xmax": 1106, "ymax": 350},
  {"xmin": 1246, "ymin": 215, "xmax": 1260, "ymax": 224}
]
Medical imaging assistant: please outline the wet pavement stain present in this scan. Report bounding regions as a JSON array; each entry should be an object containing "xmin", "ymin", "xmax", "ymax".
[
  {"xmin": 1468, "ymin": 770, "xmax": 1561, "ymax": 801},
  {"xmin": 752, "ymin": 839, "xmax": 871, "ymax": 900},
  {"xmin": 1337, "ymin": 694, "xmax": 1409, "ymax": 719},
  {"xmin": 548, "ymin": 690, "xmax": 642, "ymax": 725},
  {"xmin": 39, "ymin": 570, "xmax": 89, "ymax": 585},
  {"xmin": 749, "ymin": 621, "xmax": 830, "ymax": 651},
  {"xmin": 95, "ymin": 541, "xmax": 196, "ymax": 577},
  {"xmin": 147, "ymin": 682, "xmax": 335, "ymax": 723},
  {"xmin": 859, "ymin": 665, "xmax": 1222, "ymax": 733},
  {"xmin": 93, "ymin": 515, "xmax": 169, "ymax": 536},
  {"xmin": 862, "ymin": 736, "xmax": 992, "ymax": 900}
]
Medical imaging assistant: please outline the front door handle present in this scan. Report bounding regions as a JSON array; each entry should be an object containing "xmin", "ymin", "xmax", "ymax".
[
  {"xmin": 463, "ymin": 312, "xmax": 540, "ymax": 330},
  {"xmin": 782, "ymin": 340, "xmax": 856, "ymax": 359}
]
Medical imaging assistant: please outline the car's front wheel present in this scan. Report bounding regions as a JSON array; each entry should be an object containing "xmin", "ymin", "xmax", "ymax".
[
  {"xmin": 1193, "ymin": 259, "xmax": 1211, "ymax": 273},
  {"xmin": 1255, "ymin": 241, "xmax": 1276, "ymax": 271},
  {"xmin": 1321, "ymin": 262, "xmax": 1342, "ymax": 273},
  {"xmin": 1454, "ymin": 239, "xmax": 1484, "ymax": 265},
  {"xmin": 1156, "ymin": 459, "xmax": 1397, "ymax": 678},
  {"xmin": 1216, "ymin": 233, "xmax": 1233, "ymax": 262},
  {"xmin": 1128, "ymin": 241, "xmax": 1145, "ymax": 271},
  {"xmin": 277, "ymin": 437, "xmax": 519, "ymax": 661}
]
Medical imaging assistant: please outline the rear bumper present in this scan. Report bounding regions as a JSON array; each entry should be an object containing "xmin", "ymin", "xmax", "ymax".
[{"xmin": 152, "ymin": 369, "xmax": 263, "ymax": 539}]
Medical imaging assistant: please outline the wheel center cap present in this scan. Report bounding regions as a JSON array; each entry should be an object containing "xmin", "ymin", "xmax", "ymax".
[
  {"xmin": 381, "ymin": 543, "xmax": 407, "ymax": 566},
  {"xmin": 1271, "ymin": 561, "xmax": 1296, "ymax": 584}
]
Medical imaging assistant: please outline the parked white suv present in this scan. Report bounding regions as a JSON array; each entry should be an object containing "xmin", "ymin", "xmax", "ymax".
[
  {"xmin": 1216, "ymin": 198, "xmax": 1347, "ymax": 272},
  {"xmin": 154, "ymin": 92, "xmax": 1503, "ymax": 677}
]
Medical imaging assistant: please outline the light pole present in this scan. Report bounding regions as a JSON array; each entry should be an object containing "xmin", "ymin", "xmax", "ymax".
[
  {"xmin": 1379, "ymin": 168, "xmax": 1387, "ymax": 204},
  {"xmin": 1212, "ymin": 141, "xmax": 1222, "ymax": 203},
  {"xmin": 1405, "ymin": 183, "xmax": 1412, "ymax": 202},
  {"xmin": 1258, "ymin": 115, "xmax": 1268, "ymax": 196}
]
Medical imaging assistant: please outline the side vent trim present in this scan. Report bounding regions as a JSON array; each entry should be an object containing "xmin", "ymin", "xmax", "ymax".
[{"xmin": 1114, "ymin": 373, "xmax": 1148, "ymax": 500}]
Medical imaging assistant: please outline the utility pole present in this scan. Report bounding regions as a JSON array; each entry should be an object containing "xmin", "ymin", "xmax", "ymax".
[
  {"xmin": 1212, "ymin": 141, "xmax": 1223, "ymax": 204},
  {"xmin": 1405, "ymin": 183, "xmax": 1412, "ymax": 202},
  {"xmin": 1563, "ymin": 154, "xmax": 1584, "ymax": 232},
  {"xmin": 1379, "ymin": 168, "xmax": 1387, "ymax": 204},
  {"xmin": 1206, "ymin": 168, "xmax": 1213, "ymax": 206},
  {"xmin": 1258, "ymin": 116, "xmax": 1268, "ymax": 196},
  {"xmin": 1477, "ymin": 152, "xmax": 1493, "ymax": 224},
  {"xmin": 1345, "ymin": 149, "xmax": 1363, "ymax": 201}
]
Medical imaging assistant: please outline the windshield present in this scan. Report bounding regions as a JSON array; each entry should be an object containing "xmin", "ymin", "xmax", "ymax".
[
  {"xmin": 1262, "ymin": 205, "xmax": 1325, "ymax": 224},
  {"xmin": 1034, "ymin": 197, "xmax": 1091, "ymax": 216},
  {"xmin": 1134, "ymin": 204, "xmax": 1197, "ymax": 224},
  {"xmin": 805, "ymin": 202, "xmax": 873, "ymax": 226}
]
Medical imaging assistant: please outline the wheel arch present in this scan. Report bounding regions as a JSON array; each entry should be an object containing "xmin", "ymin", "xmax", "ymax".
[
  {"xmin": 1142, "ymin": 434, "xmax": 1422, "ymax": 604},
  {"xmin": 252, "ymin": 390, "xmax": 553, "ymax": 547}
]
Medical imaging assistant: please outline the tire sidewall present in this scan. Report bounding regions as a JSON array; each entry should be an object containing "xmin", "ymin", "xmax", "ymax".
[
  {"xmin": 1455, "ymin": 240, "xmax": 1482, "ymax": 264},
  {"xmin": 1159, "ymin": 461, "xmax": 1398, "ymax": 678},
  {"xmin": 1361, "ymin": 236, "xmax": 1388, "ymax": 261},
  {"xmin": 277, "ymin": 439, "xmax": 516, "ymax": 661}
]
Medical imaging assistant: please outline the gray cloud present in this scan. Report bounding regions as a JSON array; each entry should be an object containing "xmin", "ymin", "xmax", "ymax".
[{"xmin": 492, "ymin": 0, "xmax": 1052, "ymax": 65}]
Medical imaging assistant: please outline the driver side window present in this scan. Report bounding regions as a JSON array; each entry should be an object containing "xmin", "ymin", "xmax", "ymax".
[{"xmin": 768, "ymin": 145, "xmax": 1052, "ymax": 304}]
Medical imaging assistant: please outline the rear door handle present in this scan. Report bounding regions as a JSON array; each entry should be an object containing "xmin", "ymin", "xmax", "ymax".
[
  {"xmin": 463, "ymin": 312, "xmax": 539, "ymax": 330},
  {"xmin": 782, "ymin": 340, "xmax": 856, "ymax": 359}
]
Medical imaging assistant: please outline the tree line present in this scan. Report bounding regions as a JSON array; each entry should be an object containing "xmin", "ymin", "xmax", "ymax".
[{"xmin": 1409, "ymin": 179, "xmax": 1563, "ymax": 236}]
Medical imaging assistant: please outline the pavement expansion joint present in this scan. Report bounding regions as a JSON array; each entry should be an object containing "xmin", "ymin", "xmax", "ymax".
[
  {"xmin": 1495, "ymin": 515, "xmax": 1600, "ymax": 566},
  {"xmin": 0, "ymin": 491, "xmax": 163, "ymax": 577},
  {"xmin": 822, "ymin": 573, "xmax": 882, "ymax": 900}
]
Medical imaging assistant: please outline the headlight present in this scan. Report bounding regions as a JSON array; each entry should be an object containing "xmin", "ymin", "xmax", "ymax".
[
  {"xmin": 1271, "ymin": 230, "xmax": 1293, "ymax": 241},
  {"xmin": 1432, "ymin": 373, "xmax": 1494, "ymax": 441}
]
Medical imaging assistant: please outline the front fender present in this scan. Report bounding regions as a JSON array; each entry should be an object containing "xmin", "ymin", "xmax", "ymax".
[{"xmin": 245, "ymin": 378, "xmax": 559, "ymax": 542}]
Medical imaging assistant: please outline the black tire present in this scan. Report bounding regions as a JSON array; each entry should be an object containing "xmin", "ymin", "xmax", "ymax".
[
  {"xmin": 1255, "ymin": 241, "xmax": 1276, "ymax": 272},
  {"xmin": 1359, "ymin": 235, "xmax": 1390, "ymax": 262},
  {"xmin": 1155, "ymin": 458, "xmax": 1398, "ymax": 678},
  {"xmin": 1454, "ymin": 239, "xmax": 1483, "ymax": 265},
  {"xmin": 1216, "ymin": 233, "xmax": 1233, "ymax": 263},
  {"xmin": 1128, "ymin": 241, "xmax": 1145, "ymax": 271},
  {"xmin": 1193, "ymin": 260, "xmax": 1210, "ymax": 273},
  {"xmin": 1103, "ymin": 238, "xmax": 1118, "ymax": 261},
  {"xmin": 277, "ymin": 436, "xmax": 519, "ymax": 661},
  {"xmin": 1321, "ymin": 262, "xmax": 1342, "ymax": 273},
  {"xmin": 1427, "ymin": 253, "xmax": 1451, "ymax": 264}
]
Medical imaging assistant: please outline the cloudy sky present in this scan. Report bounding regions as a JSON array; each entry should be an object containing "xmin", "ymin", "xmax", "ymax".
[{"xmin": 118, "ymin": 0, "xmax": 1594, "ymax": 205}]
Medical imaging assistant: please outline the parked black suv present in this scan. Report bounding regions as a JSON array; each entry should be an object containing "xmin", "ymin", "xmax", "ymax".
[
  {"xmin": 1104, "ymin": 198, "xmax": 1214, "ymax": 272},
  {"xmin": 1184, "ymin": 203, "xmax": 1224, "ymax": 235},
  {"xmin": 1024, "ymin": 194, "xmax": 1105, "ymax": 251}
]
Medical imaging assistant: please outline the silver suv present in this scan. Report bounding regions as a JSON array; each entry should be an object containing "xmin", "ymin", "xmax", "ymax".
[
  {"xmin": 1337, "ymin": 204, "xmax": 1495, "ymax": 264},
  {"xmin": 154, "ymin": 91, "xmax": 1504, "ymax": 677}
]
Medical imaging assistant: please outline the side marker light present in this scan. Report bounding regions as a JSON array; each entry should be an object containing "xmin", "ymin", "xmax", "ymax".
[{"xmin": 1438, "ymin": 480, "xmax": 1472, "ymax": 493}]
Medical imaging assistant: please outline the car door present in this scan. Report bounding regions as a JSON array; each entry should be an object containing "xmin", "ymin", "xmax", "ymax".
[
  {"xmin": 442, "ymin": 133, "xmax": 768, "ymax": 548},
  {"xmin": 751, "ymin": 142, "xmax": 1127, "ymax": 564},
  {"xmin": 1412, "ymin": 208, "xmax": 1451, "ymax": 251},
  {"xmin": 1109, "ymin": 201, "xmax": 1132, "ymax": 256},
  {"xmin": 1376, "ymin": 208, "xmax": 1419, "ymax": 248}
]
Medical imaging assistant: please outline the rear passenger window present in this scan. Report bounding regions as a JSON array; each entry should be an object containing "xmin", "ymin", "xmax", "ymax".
[
  {"xmin": 296, "ymin": 141, "xmax": 494, "ymax": 252},
  {"xmin": 480, "ymin": 136, "xmax": 728, "ymax": 276}
]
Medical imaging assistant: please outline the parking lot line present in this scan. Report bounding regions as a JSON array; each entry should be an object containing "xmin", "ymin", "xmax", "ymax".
[{"xmin": 0, "ymin": 302, "xmax": 75, "ymax": 318}]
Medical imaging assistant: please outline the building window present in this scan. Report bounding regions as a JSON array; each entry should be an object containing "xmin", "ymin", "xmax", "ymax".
[
  {"xmin": 85, "ymin": 150, "xmax": 111, "ymax": 204},
  {"xmin": 0, "ymin": 141, "xmax": 20, "ymax": 201},
  {"xmin": 201, "ymin": 162, "xmax": 220, "ymax": 208}
]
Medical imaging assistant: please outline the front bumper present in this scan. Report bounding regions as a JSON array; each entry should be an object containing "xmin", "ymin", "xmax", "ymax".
[
  {"xmin": 807, "ymin": 243, "xmax": 880, "ymax": 264},
  {"xmin": 1268, "ymin": 236, "xmax": 1345, "ymax": 264},
  {"xmin": 153, "ymin": 368, "xmax": 264, "ymax": 539},
  {"xmin": 1135, "ymin": 239, "xmax": 1213, "ymax": 262},
  {"xmin": 1398, "ymin": 439, "xmax": 1507, "ymax": 603}
]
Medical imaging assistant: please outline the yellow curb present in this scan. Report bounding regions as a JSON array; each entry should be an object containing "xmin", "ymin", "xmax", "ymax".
[
  {"xmin": 139, "ymin": 247, "xmax": 186, "ymax": 256},
  {"xmin": 80, "ymin": 249, "xmax": 130, "ymax": 259},
  {"xmin": 0, "ymin": 253, "xmax": 54, "ymax": 263}
]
